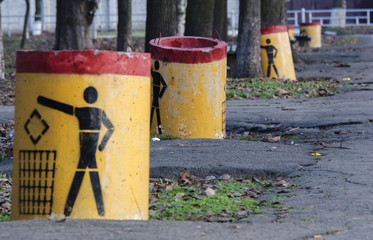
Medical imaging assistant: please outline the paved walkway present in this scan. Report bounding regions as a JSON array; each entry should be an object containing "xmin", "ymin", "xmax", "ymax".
[{"xmin": 1, "ymin": 36, "xmax": 373, "ymax": 239}]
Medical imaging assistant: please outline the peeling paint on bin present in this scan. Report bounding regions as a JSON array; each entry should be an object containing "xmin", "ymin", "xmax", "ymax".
[
  {"xmin": 260, "ymin": 25, "xmax": 296, "ymax": 81},
  {"xmin": 12, "ymin": 50, "xmax": 151, "ymax": 220},
  {"xmin": 149, "ymin": 36, "xmax": 227, "ymax": 139},
  {"xmin": 300, "ymin": 22, "xmax": 322, "ymax": 48}
]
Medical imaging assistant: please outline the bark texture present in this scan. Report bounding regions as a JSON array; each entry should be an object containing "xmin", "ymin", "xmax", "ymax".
[
  {"xmin": 117, "ymin": 0, "xmax": 132, "ymax": 51},
  {"xmin": 235, "ymin": 0, "xmax": 262, "ymax": 78},
  {"xmin": 213, "ymin": 0, "xmax": 227, "ymax": 41},
  {"xmin": 145, "ymin": 0, "xmax": 177, "ymax": 52},
  {"xmin": 0, "ymin": 0, "xmax": 4, "ymax": 81},
  {"xmin": 261, "ymin": 0, "xmax": 287, "ymax": 28},
  {"xmin": 185, "ymin": 0, "xmax": 215, "ymax": 37},
  {"xmin": 176, "ymin": 0, "xmax": 187, "ymax": 36},
  {"xmin": 55, "ymin": 0, "xmax": 98, "ymax": 50}
]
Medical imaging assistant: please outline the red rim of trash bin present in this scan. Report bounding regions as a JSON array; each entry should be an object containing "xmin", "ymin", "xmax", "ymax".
[
  {"xmin": 300, "ymin": 22, "xmax": 321, "ymax": 27},
  {"xmin": 149, "ymin": 36, "xmax": 227, "ymax": 64},
  {"xmin": 261, "ymin": 25, "xmax": 288, "ymax": 36},
  {"xmin": 16, "ymin": 50, "xmax": 151, "ymax": 77}
]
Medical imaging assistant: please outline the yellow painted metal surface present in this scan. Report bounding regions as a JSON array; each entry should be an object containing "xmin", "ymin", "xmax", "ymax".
[
  {"xmin": 12, "ymin": 73, "xmax": 150, "ymax": 220},
  {"xmin": 300, "ymin": 24, "xmax": 322, "ymax": 48},
  {"xmin": 261, "ymin": 31, "xmax": 296, "ymax": 81},
  {"xmin": 288, "ymin": 27, "xmax": 295, "ymax": 40},
  {"xmin": 150, "ymin": 59, "xmax": 226, "ymax": 138}
]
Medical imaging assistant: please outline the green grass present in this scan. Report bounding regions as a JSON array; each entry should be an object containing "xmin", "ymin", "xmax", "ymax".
[
  {"xmin": 0, "ymin": 173, "xmax": 10, "ymax": 179},
  {"xmin": 0, "ymin": 173, "xmax": 11, "ymax": 221},
  {"xmin": 0, "ymin": 154, "xmax": 6, "ymax": 163},
  {"xmin": 226, "ymin": 77, "xmax": 349, "ymax": 100},
  {"xmin": 0, "ymin": 212, "xmax": 10, "ymax": 221},
  {"xmin": 159, "ymin": 135, "xmax": 179, "ymax": 140},
  {"xmin": 150, "ymin": 180, "xmax": 283, "ymax": 221},
  {"xmin": 300, "ymin": 218, "xmax": 318, "ymax": 222},
  {"xmin": 235, "ymin": 134, "xmax": 266, "ymax": 141},
  {"xmin": 323, "ymin": 26, "xmax": 373, "ymax": 35}
]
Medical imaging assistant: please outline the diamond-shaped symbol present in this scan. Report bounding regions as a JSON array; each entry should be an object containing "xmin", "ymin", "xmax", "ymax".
[{"xmin": 24, "ymin": 109, "xmax": 49, "ymax": 145}]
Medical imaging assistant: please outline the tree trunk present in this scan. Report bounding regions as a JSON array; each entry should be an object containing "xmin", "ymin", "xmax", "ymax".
[
  {"xmin": 55, "ymin": 0, "xmax": 98, "ymax": 50},
  {"xmin": 20, "ymin": 0, "xmax": 30, "ymax": 49},
  {"xmin": 235, "ymin": 0, "xmax": 262, "ymax": 78},
  {"xmin": 333, "ymin": 0, "xmax": 346, "ymax": 8},
  {"xmin": 35, "ymin": 0, "xmax": 41, "ymax": 21},
  {"xmin": 332, "ymin": 0, "xmax": 346, "ymax": 27},
  {"xmin": 213, "ymin": 0, "xmax": 227, "ymax": 41},
  {"xmin": 261, "ymin": 0, "xmax": 287, "ymax": 28},
  {"xmin": 176, "ymin": 0, "xmax": 187, "ymax": 36},
  {"xmin": 0, "ymin": 0, "xmax": 5, "ymax": 81},
  {"xmin": 145, "ymin": 0, "xmax": 177, "ymax": 52},
  {"xmin": 117, "ymin": 0, "xmax": 132, "ymax": 51},
  {"xmin": 184, "ymin": 0, "xmax": 215, "ymax": 37}
]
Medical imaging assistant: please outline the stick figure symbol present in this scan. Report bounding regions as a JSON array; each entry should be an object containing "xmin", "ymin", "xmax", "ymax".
[
  {"xmin": 37, "ymin": 86, "xmax": 114, "ymax": 217},
  {"xmin": 150, "ymin": 60, "xmax": 167, "ymax": 134},
  {"xmin": 261, "ymin": 39, "xmax": 279, "ymax": 78}
]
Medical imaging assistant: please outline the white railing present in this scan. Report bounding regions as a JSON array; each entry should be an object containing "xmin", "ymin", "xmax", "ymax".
[
  {"xmin": 3, "ymin": 8, "xmax": 373, "ymax": 37},
  {"xmin": 2, "ymin": 13, "xmax": 146, "ymax": 38},
  {"xmin": 287, "ymin": 8, "xmax": 373, "ymax": 27}
]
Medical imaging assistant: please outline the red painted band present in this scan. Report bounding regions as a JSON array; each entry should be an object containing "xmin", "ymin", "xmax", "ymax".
[
  {"xmin": 261, "ymin": 25, "xmax": 288, "ymax": 36},
  {"xmin": 287, "ymin": 25, "xmax": 294, "ymax": 30},
  {"xmin": 16, "ymin": 50, "xmax": 151, "ymax": 77},
  {"xmin": 149, "ymin": 36, "xmax": 227, "ymax": 64},
  {"xmin": 300, "ymin": 22, "xmax": 321, "ymax": 27}
]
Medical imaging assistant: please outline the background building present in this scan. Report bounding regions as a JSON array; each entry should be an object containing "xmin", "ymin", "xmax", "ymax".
[{"xmin": 286, "ymin": 0, "xmax": 373, "ymax": 10}]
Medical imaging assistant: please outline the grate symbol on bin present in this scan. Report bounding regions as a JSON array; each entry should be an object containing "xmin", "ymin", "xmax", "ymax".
[{"xmin": 18, "ymin": 150, "xmax": 56, "ymax": 215}]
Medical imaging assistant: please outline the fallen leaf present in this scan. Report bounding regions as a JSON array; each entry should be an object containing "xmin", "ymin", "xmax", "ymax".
[
  {"xmin": 228, "ymin": 192, "xmax": 243, "ymax": 198},
  {"xmin": 234, "ymin": 210, "xmax": 248, "ymax": 216},
  {"xmin": 284, "ymin": 127, "xmax": 300, "ymax": 133},
  {"xmin": 174, "ymin": 192, "xmax": 185, "ymax": 202},
  {"xmin": 277, "ymin": 190, "xmax": 290, "ymax": 194},
  {"xmin": 166, "ymin": 183, "xmax": 174, "ymax": 191},
  {"xmin": 334, "ymin": 63, "xmax": 351, "ymax": 67},
  {"xmin": 219, "ymin": 174, "xmax": 231, "ymax": 181},
  {"xmin": 273, "ymin": 180, "xmax": 289, "ymax": 187},
  {"xmin": 334, "ymin": 131, "xmax": 347, "ymax": 135},
  {"xmin": 204, "ymin": 187, "xmax": 215, "ymax": 197},
  {"xmin": 278, "ymin": 89, "xmax": 289, "ymax": 96},
  {"xmin": 205, "ymin": 176, "xmax": 216, "ymax": 181},
  {"xmin": 266, "ymin": 136, "xmax": 281, "ymax": 143},
  {"xmin": 230, "ymin": 225, "xmax": 242, "ymax": 229},
  {"xmin": 191, "ymin": 203, "xmax": 201, "ymax": 208},
  {"xmin": 179, "ymin": 170, "xmax": 193, "ymax": 184}
]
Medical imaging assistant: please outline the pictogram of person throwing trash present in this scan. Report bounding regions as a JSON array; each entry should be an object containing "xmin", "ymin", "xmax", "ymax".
[
  {"xmin": 261, "ymin": 38, "xmax": 279, "ymax": 78},
  {"xmin": 37, "ymin": 86, "xmax": 114, "ymax": 217},
  {"xmin": 150, "ymin": 60, "xmax": 167, "ymax": 134}
]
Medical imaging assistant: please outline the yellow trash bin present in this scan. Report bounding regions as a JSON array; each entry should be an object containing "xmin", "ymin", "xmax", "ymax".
[
  {"xmin": 287, "ymin": 25, "xmax": 295, "ymax": 40},
  {"xmin": 300, "ymin": 22, "xmax": 322, "ymax": 48},
  {"xmin": 149, "ymin": 36, "xmax": 227, "ymax": 139},
  {"xmin": 261, "ymin": 25, "xmax": 296, "ymax": 80},
  {"xmin": 12, "ymin": 50, "xmax": 151, "ymax": 220}
]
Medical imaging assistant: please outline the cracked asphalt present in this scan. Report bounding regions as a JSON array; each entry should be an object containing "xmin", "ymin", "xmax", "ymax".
[{"xmin": 1, "ymin": 35, "xmax": 373, "ymax": 239}]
